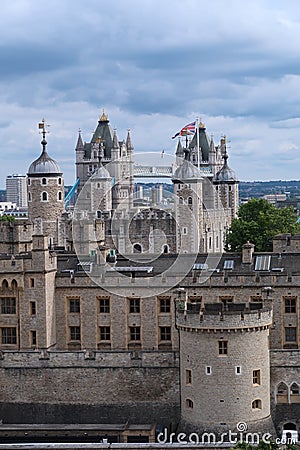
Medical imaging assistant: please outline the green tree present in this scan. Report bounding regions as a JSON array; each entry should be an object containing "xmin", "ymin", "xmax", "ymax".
[
  {"xmin": 225, "ymin": 198, "xmax": 300, "ymax": 252},
  {"xmin": 0, "ymin": 215, "xmax": 15, "ymax": 222}
]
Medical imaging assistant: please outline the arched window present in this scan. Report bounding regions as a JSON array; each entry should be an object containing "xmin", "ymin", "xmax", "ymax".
[
  {"xmin": 188, "ymin": 197, "xmax": 193, "ymax": 205},
  {"xmin": 276, "ymin": 382, "xmax": 289, "ymax": 404},
  {"xmin": 179, "ymin": 196, "xmax": 183, "ymax": 204},
  {"xmin": 11, "ymin": 280, "xmax": 18, "ymax": 290},
  {"xmin": 28, "ymin": 178, "xmax": 31, "ymax": 186},
  {"xmin": 283, "ymin": 423, "xmax": 297, "ymax": 431},
  {"xmin": 290, "ymin": 383, "xmax": 300, "ymax": 403},
  {"xmin": 185, "ymin": 398, "xmax": 193, "ymax": 409},
  {"xmin": 163, "ymin": 244, "xmax": 169, "ymax": 254},
  {"xmin": 2, "ymin": 279, "xmax": 9, "ymax": 290},
  {"xmin": 252, "ymin": 399, "xmax": 262, "ymax": 409},
  {"xmin": 42, "ymin": 178, "xmax": 47, "ymax": 185},
  {"xmin": 133, "ymin": 243, "xmax": 142, "ymax": 253},
  {"xmin": 42, "ymin": 192, "xmax": 48, "ymax": 201}
]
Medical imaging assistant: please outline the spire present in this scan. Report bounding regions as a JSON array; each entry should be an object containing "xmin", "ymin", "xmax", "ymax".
[
  {"xmin": 175, "ymin": 139, "xmax": 184, "ymax": 157},
  {"xmin": 112, "ymin": 129, "xmax": 120, "ymax": 150},
  {"xmin": 75, "ymin": 129, "xmax": 84, "ymax": 152},
  {"xmin": 126, "ymin": 129, "xmax": 134, "ymax": 152}
]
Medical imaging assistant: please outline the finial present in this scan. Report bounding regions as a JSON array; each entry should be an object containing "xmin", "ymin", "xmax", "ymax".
[
  {"xmin": 99, "ymin": 108, "xmax": 109, "ymax": 122},
  {"xmin": 38, "ymin": 118, "xmax": 50, "ymax": 153},
  {"xmin": 199, "ymin": 118, "xmax": 206, "ymax": 129}
]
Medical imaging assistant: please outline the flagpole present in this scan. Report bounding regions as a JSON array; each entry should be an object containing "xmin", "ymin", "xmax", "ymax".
[{"xmin": 197, "ymin": 117, "xmax": 200, "ymax": 169}]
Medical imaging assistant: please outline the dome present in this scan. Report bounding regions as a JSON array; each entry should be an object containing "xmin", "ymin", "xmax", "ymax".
[
  {"xmin": 214, "ymin": 153, "xmax": 238, "ymax": 183},
  {"xmin": 173, "ymin": 159, "xmax": 202, "ymax": 182},
  {"xmin": 27, "ymin": 139, "xmax": 62, "ymax": 176}
]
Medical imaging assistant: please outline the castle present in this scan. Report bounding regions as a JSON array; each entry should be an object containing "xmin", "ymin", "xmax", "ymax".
[{"xmin": 0, "ymin": 112, "xmax": 298, "ymax": 444}]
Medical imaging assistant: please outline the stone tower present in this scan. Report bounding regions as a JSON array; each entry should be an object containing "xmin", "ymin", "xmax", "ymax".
[
  {"xmin": 75, "ymin": 111, "xmax": 134, "ymax": 212},
  {"xmin": 213, "ymin": 146, "xmax": 239, "ymax": 220},
  {"xmin": 176, "ymin": 300, "xmax": 274, "ymax": 435},
  {"xmin": 172, "ymin": 151, "xmax": 203, "ymax": 253},
  {"xmin": 27, "ymin": 120, "xmax": 64, "ymax": 247}
]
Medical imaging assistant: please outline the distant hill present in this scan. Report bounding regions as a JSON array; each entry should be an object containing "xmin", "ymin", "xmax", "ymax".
[{"xmin": 239, "ymin": 180, "xmax": 300, "ymax": 200}]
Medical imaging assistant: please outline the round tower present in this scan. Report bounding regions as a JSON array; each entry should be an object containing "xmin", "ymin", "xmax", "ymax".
[
  {"xmin": 27, "ymin": 120, "xmax": 64, "ymax": 246},
  {"xmin": 176, "ymin": 300, "xmax": 274, "ymax": 435}
]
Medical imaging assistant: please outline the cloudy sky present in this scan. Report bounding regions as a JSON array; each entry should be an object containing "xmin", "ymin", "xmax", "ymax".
[{"xmin": 1, "ymin": 0, "xmax": 300, "ymax": 187}]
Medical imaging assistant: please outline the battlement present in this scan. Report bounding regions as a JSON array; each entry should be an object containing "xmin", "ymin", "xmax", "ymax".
[{"xmin": 176, "ymin": 302, "xmax": 273, "ymax": 330}]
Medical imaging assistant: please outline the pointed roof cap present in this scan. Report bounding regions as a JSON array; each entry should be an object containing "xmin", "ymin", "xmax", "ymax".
[
  {"xmin": 75, "ymin": 130, "xmax": 84, "ymax": 151},
  {"xmin": 176, "ymin": 139, "xmax": 184, "ymax": 156},
  {"xmin": 126, "ymin": 129, "xmax": 133, "ymax": 151},
  {"xmin": 99, "ymin": 109, "xmax": 109, "ymax": 122},
  {"xmin": 213, "ymin": 151, "xmax": 238, "ymax": 183}
]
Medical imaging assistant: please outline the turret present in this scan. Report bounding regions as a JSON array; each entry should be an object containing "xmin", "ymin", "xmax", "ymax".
[{"xmin": 27, "ymin": 120, "xmax": 64, "ymax": 247}]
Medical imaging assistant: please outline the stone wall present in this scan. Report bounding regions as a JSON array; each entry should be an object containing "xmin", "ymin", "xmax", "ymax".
[{"xmin": 0, "ymin": 350, "xmax": 180, "ymax": 426}]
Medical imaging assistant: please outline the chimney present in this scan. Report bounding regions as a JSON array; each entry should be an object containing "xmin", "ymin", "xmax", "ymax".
[{"xmin": 242, "ymin": 241, "xmax": 255, "ymax": 264}]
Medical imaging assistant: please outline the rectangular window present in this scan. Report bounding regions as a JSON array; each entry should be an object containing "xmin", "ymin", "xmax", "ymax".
[
  {"xmin": 129, "ymin": 326, "xmax": 141, "ymax": 341},
  {"xmin": 285, "ymin": 327, "xmax": 297, "ymax": 342},
  {"xmin": 160, "ymin": 326, "xmax": 171, "ymax": 341},
  {"xmin": 206, "ymin": 366, "xmax": 212, "ymax": 375},
  {"xmin": 31, "ymin": 330, "xmax": 37, "ymax": 346},
  {"xmin": 99, "ymin": 326, "xmax": 110, "ymax": 341},
  {"xmin": 129, "ymin": 298, "xmax": 140, "ymax": 313},
  {"xmin": 253, "ymin": 369, "xmax": 261, "ymax": 385},
  {"xmin": 30, "ymin": 301, "xmax": 36, "ymax": 315},
  {"xmin": 1, "ymin": 327, "xmax": 17, "ymax": 345},
  {"xmin": 186, "ymin": 369, "xmax": 192, "ymax": 384},
  {"xmin": 70, "ymin": 326, "xmax": 81, "ymax": 341},
  {"xmin": 69, "ymin": 298, "xmax": 80, "ymax": 313},
  {"xmin": 284, "ymin": 297, "xmax": 296, "ymax": 313},
  {"xmin": 235, "ymin": 366, "xmax": 241, "ymax": 375},
  {"xmin": 30, "ymin": 278, "xmax": 35, "ymax": 288},
  {"xmin": 1, "ymin": 297, "xmax": 16, "ymax": 314},
  {"xmin": 218, "ymin": 340, "xmax": 228, "ymax": 355},
  {"xmin": 99, "ymin": 297, "xmax": 110, "ymax": 313},
  {"xmin": 159, "ymin": 297, "xmax": 171, "ymax": 313}
]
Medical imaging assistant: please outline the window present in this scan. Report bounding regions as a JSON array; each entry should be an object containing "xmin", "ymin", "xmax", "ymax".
[
  {"xmin": 42, "ymin": 178, "xmax": 47, "ymax": 185},
  {"xmin": 31, "ymin": 330, "xmax": 37, "ymax": 346},
  {"xmin": 69, "ymin": 298, "xmax": 80, "ymax": 313},
  {"xmin": 129, "ymin": 326, "xmax": 140, "ymax": 341},
  {"xmin": 159, "ymin": 297, "xmax": 171, "ymax": 313},
  {"xmin": 179, "ymin": 197, "xmax": 183, "ymax": 204},
  {"xmin": 285, "ymin": 327, "xmax": 297, "ymax": 342},
  {"xmin": 235, "ymin": 366, "xmax": 241, "ymax": 375},
  {"xmin": 285, "ymin": 297, "xmax": 296, "ymax": 313},
  {"xmin": 186, "ymin": 369, "xmax": 192, "ymax": 384},
  {"xmin": 252, "ymin": 399, "xmax": 262, "ymax": 409},
  {"xmin": 70, "ymin": 326, "xmax": 81, "ymax": 341},
  {"xmin": 253, "ymin": 369, "xmax": 261, "ymax": 385},
  {"xmin": 28, "ymin": 192, "xmax": 32, "ymax": 202},
  {"xmin": 99, "ymin": 297, "xmax": 110, "ymax": 313},
  {"xmin": 1, "ymin": 327, "xmax": 17, "ymax": 344},
  {"xmin": 218, "ymin": 340, "xmax": 228, "ymax": 355},
  {"xmin": 58, "ymin": 191, "xmax": 62, "ymax": 201},
  {"xmin": 129, "ymin": 298, "xmax": 140, "ymax": 313},
  {"xmin": 160, "ymin": 326, "xmax": 171, "ymax": 341},
  {"xmin": 99, "ymin": 326, "xmax": 110, "ymax": 341},
  {"xmin": 182, "ymin": 227, "xmax": 187, "ymax": 235},
  {"xmin": 1, "ymin": 297, "xmax": 16, "ymax": 314},
  {"xmin": 30, "ymin": 301, "xmax": 36, "ymax": 315},
  {"xmin": 186, "ymin": 398, "xmax": 193, "ymax": 409},
  {"xmin": 28, "ymin": 179, "xmax": 31, "ymax": 186},
  {"xmin": 42, "ymin": 191, "xmax": 48, "ymax": 201},
  {"xmin": 30, "ymin": 278, "xmax": 35, "ymax": 288},
  {"xmin": 58, "ymin": 178, "xmax": 62, "ymax": 185},
  {"xmin": 188, "ymin": 197, "xmax": 193, "ymax": 205},
  {"xmin": 206, "ymin": 366, "xmax": 212, "ymax": 375}
]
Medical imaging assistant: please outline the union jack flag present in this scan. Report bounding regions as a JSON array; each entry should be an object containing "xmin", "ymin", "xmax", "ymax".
[{"xmin": 172, "ymin": 121, "xmax": 196, "ymax": 139}]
